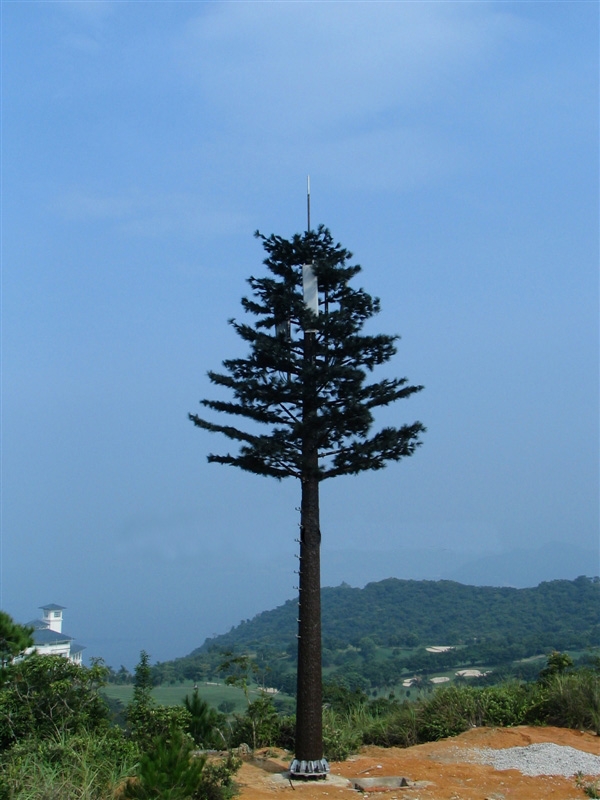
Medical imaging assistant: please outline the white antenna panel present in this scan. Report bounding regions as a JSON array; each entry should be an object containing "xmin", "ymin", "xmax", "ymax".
[{"xmin": 302, "ymin": 264, "xmax": 318, "ymax": 316}]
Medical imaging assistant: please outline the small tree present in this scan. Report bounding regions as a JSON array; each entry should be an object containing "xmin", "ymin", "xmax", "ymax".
[
  {"xmin": 123, "ymin": 727, "xmax": 207, "ymax": 800},
  {"xmin": 132, "ymin": 650, "xmax": 154, "ymax": 702},
  {"xmin": 127, "ymin": 651, "xmax": 191, "ymax": 751},
  {"xmin": 0, "ymin": 654, "xmax": 110, "ymax": 749},
  {"xmin": 190, "ymin": 225, "xmax": 424, "ymax": 776},
  {"xmin": 183, "ymin": 688, "xmax": 220, "ymax": 748},
  {"xmin": 539, "ymin": 651, "xmax": 575, "ymax": 681},
  {"xmin": 0, "ymin": 611, "xmax": 33, "ymax": 669}
]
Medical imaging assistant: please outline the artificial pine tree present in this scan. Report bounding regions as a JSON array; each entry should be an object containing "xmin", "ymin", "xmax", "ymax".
[{"xmin": 190, "ymin": 225, "xmax": 424, "ymax": 777}]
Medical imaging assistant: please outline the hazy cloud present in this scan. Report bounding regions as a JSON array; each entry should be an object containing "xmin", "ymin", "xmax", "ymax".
[
  {"xmin": 177, "ymin": 3, "xmax": 527, "ymax": 132},
  {"xmin": 52, "ymin": 188, "xmax": 250, "ymax": 237}
]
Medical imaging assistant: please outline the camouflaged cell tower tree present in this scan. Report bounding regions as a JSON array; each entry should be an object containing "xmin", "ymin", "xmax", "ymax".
[{"xmin": 190, "ymin": 224, "xmax": 424, "ymax": 777}]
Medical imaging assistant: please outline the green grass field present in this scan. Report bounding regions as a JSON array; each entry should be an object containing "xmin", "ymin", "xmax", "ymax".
[
  {"xmin": 103, "ymin": 647, "xmax": 599, "ymax": 716},
  {"xmin": 102, "ymin": 680, "xmax": 285, "ymax": 713}
]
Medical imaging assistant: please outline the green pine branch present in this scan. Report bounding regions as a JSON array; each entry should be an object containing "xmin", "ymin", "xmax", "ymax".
[{"xmin": 190, "ymin": 226, "xmax": 425, "ymax": 481}]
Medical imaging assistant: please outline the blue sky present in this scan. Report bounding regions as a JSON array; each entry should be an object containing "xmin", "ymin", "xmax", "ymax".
[{"xmin": 1, "ymin": 1, "xmax": 598, "ymax": 670}]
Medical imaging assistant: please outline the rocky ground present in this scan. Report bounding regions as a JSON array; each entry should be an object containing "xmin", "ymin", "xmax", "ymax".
[{"xmin": 232, "ymin": 726, "xmax": 599, "ymax": 800}]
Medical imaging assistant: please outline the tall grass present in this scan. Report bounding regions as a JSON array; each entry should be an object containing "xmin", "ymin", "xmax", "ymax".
[
  {"xmin": 322, "ymin": 707, "xmax": 362, "ymax": 761},
  {"xmin": 363, "ymin": 702, "xmax": 419, "ymax": 748},
  {"xmin": 0, "ymin": 731, "xmax": 137, "ymax": 800},
  {"xmin": 533, "ymin": 669, "xmax": 600, "ymax": 734}
]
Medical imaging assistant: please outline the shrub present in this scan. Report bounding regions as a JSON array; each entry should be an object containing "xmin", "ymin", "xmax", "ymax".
[
  {"xmin": 0, "ymin": 655, "xmax": 111, "ymax": 750},
  {"xmin": 229, "ymin": 695, "xmax": 280, "ymax": 750},
  {"xmin": 182, "ymin": 690, "xmax": 222, "ymax": 749},
  {"xmin": 363, "ymin": 702, "xmax": 419, "ymax": 748},
  {"xmin": 319, "ymin": 666, "xmax": 600, "ymax": 761},
  {"xmin": 196, "ymin": 753, "xmax": 241, "ymax": 800},
  {"xmin": 0, "ymin": 729, "xmax": 137, "ymax": 800},
  {"xmin": 273, "ymin": 714, "xmax": 295, "ymax": 751},
  {"xmin": 532, "ymin": 669, "xmax": 600, "ymax": 734},
  {"xmin": 477, "ymin": 683, "xmax": 534, "ymax": 727},
  {"xmin": 126, "ymin": 652, "xmax": 193, "ymax": 751},
  {"xmin": 417, "ymin": 685, "xmax": 479, "ymax": 740},
  {"xmin": 576, "ymin": 773, "xmax": 600, "ymax": 799},
  {"xmin": 322, "ymin": 708, "xmax": 361, "ymax": 762},
  {"xmin": 127, "ymin": 703, "xmax": 192, "ymax": 752},
  {"xmin": 322, "ymin": 682, "xmax": 368, "ymax": 713},
  {"xmin": 122, "ymin": 727, "xmax": 205, "ymax": 800},
  {"xmin": 122, "ymin": 728, "xmax": 240, "ymax": 800},
  {"xmin": 539, "ymin": 651, "xmax": 574, "ymax": 681}
]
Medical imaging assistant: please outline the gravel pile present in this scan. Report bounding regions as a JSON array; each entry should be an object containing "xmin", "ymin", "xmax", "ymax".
[{"xmin": 468, "ymin": 743, "xmax": 600, "ymax": 777}]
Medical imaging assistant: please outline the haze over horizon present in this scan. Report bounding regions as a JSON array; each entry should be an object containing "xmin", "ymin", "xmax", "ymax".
[{"xmin": 2, "ymin": 2, "xmax": 598, "ymax": 670}]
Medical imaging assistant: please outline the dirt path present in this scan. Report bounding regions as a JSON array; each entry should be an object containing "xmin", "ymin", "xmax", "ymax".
[{"xmin": 233, "ymin": 726, "xmax": 599, "ymax": 800}]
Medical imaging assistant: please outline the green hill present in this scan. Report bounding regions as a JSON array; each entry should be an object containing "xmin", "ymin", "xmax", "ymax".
[
  {"xmin": 150, "ymin": 576, "xmax": 599, "ymax": 691},
  {"xmin": 196, "ymin": 575, "xmax": 598, "ymax": 652}
]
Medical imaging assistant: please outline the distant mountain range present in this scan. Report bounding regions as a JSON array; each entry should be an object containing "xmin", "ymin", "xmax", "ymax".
[{"xmin": 319, "ymin": 541, "xmax": 599, "ymax": 590}]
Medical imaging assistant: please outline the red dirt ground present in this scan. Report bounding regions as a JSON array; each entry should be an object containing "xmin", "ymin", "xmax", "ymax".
[{"xmin": 232, "ymin": 726, "xmax": 599, "ymax": 800}]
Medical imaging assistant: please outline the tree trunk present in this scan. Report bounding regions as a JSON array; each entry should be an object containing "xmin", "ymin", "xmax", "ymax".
[
  {"xmin": 295, "ymin": 470, "xmax": 323, "ymax": 754},
  {"xmin": 290, "ymin": 329, "xmax": 329, "ymax": 779}
]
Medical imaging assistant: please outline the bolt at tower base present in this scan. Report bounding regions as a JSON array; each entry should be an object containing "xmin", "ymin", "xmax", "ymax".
[{"xmin": 289, "ymin": 758, "xmax": 330, "ymax": 780}]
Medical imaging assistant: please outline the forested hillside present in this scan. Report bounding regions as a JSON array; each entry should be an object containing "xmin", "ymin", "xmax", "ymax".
[
  {"xmin": 147, "ymin": 577, "xmax": 599, "ymax": 690},
  {"xmin": 197, "ymin": 576, "xmax": 599, "ymax": 654}
]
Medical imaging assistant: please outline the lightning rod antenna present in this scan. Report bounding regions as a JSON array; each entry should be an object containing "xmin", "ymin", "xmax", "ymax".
[{"xmin": 307, "ymin": 175, "xmax": 311, "ymax": 233}]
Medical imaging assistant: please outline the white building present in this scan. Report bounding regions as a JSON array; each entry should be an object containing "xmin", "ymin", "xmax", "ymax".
[{"xmin": 24, "ymin": 604, "xmax": 85, "ymax": 665}]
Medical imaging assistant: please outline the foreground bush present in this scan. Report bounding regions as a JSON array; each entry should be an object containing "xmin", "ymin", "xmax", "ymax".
[
  {"xmin": 0, "ymin": 655, "xmax": 111, "ymax": 750},
  {"xmin": 363, "ymin": 701, "xmax": 419, "ymax": 748},
  {"xmin": 126, "ymin": 652, "xmax": 193, "ymax": 753},
  {"xmin": 228, "ymin": 695, "xmax": 281, "ymax": 751},
  {"xmin": 183, "ymin": 690, "xmax": 224, "ymax": 750},
  {"xmin": 322, "ymin": 707, "xmax": 362, "ymax": 761},
  {"xmin": 0, "ymin": 729, "xmax": 137, "ymax": 800},
  {"xmin": 531, "ymin": 669, "xmax": 600, "ymax": 734},
  {"xmin": 0, "ymin": 651, "xmax": 241, "ymax": 800},
  {"xmin": 121, "ymin": 728, "xmax": 240, "ymax": 800},
  {"xmin": 122, "ymin": 728, "xmax": 205, "ymax": 800},
  {"xmin": 416, "ymin": 682, "xmax": 538, "ymax": 741},
  {"xmin": 309, "ymin": 663, "xmax": 600, "ymax": 760},
  {"xmin": 417, "ymin": 685, "xmax": 480, "ymax": 740}
]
